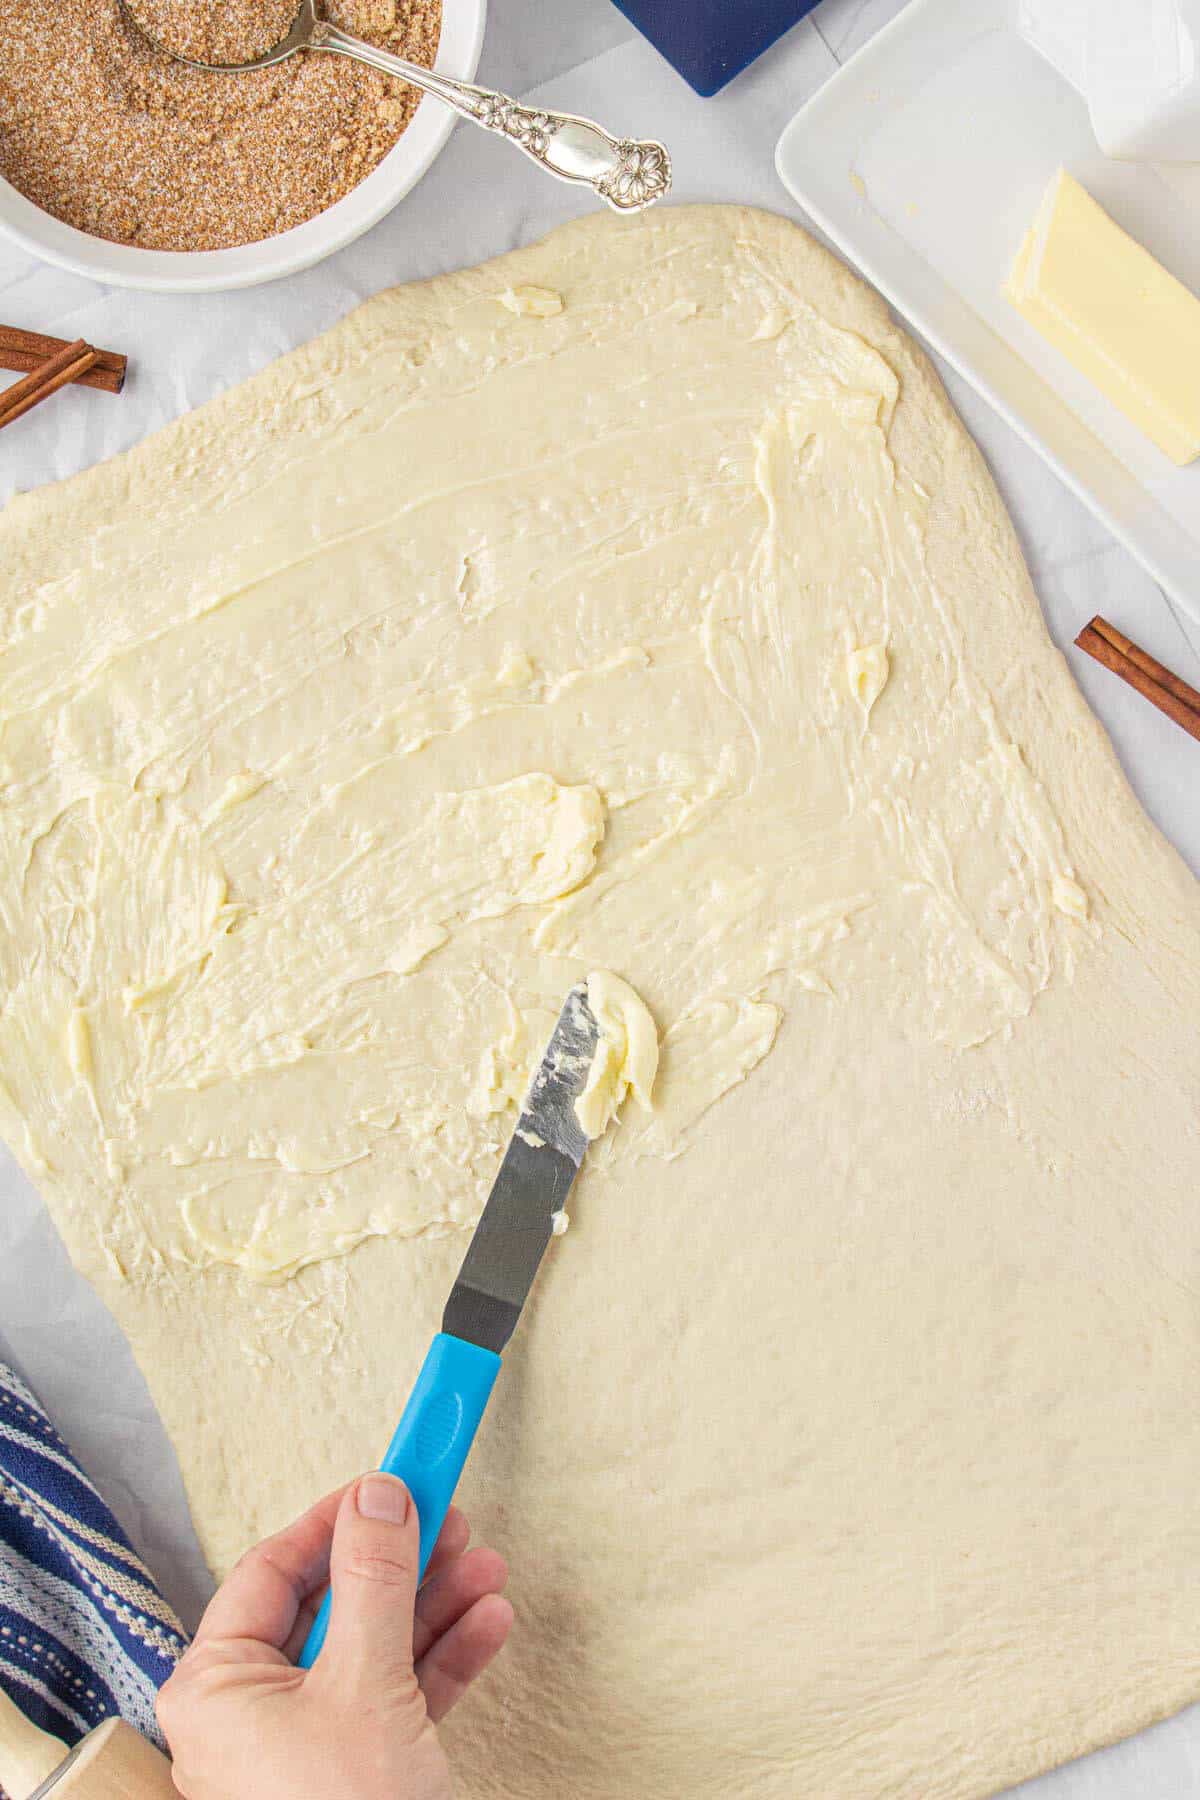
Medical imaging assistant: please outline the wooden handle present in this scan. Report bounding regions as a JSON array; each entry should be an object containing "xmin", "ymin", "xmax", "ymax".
[
  {"xmin": 0, "ymin": 1683, "xmax": 65, "ymax": 1796},
  {"xmin": 0, "ymin": 1690, "xmax": 175, "ymax": 1800},
  {"xmin": 47, "ymin": 1720, "xmax": 176, "ymax": 1799}
]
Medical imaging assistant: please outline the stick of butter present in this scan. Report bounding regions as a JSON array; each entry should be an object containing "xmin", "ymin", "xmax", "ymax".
[{"xmin": 1004, "ymin": 168, "xmax": 1200, "ymax": 465}]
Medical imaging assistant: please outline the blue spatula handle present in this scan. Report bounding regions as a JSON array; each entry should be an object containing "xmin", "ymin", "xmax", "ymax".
[{"xmin": 298, "ymin": 1333, "xmax": 502, "ymax": 1669}]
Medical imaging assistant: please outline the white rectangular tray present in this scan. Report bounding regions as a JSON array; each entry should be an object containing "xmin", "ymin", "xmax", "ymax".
[{"xmin": 775, "ymin": 0, "xmax": 1200, "ymax": 626}]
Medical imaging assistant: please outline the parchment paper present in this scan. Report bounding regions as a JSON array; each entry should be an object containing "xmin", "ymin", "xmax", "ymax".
[{"xmin": 0, "ymin": 1, "xmax": 1196, "ymax": 1790}]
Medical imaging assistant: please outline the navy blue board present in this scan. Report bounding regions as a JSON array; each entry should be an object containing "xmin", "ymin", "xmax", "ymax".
[{"xmin": 611, "ymin": 0, "xmax": 822, "ymax": 96}]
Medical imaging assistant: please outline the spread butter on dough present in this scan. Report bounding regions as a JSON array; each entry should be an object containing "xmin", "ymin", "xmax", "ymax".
[{"xmin": 1, "ymin": 207, "xmax": 1198, "ymax": 1800}]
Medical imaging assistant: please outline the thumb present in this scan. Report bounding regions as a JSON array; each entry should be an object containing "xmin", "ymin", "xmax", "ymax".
[{"xmin": 321, "ymin": 1474, "xmax": 421, "ymax": 1692}]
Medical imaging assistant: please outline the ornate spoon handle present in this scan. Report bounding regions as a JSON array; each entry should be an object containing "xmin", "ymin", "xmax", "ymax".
[{"xmin": 315, "ymin": 24, "xmax": 672, "ymax": 212}]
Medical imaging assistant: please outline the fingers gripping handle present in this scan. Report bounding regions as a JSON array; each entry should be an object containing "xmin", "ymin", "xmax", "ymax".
[
  {"xmin": 298, "ymin": 1334, "xmax": 501, "ymax": 1668},
  {"xmin": 382, "ymin": 1335, "xmax": 502, "ymax": 1577}
]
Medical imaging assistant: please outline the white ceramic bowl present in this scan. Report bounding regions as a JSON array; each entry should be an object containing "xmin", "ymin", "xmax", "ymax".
[{"xmin": 0, "ymin": 0, "xmax": 486, "ymax": 293}]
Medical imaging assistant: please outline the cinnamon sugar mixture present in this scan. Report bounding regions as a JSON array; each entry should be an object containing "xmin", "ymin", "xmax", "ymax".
[{"xmin": 0, "ymin": 1, "xmax": 442, "ymax": 251}]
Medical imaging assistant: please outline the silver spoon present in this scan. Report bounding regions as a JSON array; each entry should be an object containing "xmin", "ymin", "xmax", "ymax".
[{"xmin": 119, "ymin": 0, "xmax": 672, "ymax": 213}]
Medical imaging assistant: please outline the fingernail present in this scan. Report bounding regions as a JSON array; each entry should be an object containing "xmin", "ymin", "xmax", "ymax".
[{"xmin": 357, "ymin": 1475, "xmax": 411, "ymax": 1524}]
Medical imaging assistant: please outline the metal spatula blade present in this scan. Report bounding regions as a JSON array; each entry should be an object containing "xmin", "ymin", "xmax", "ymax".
[{"xmin": 443, "ymin": 982, "xmax": 596, "ymax": 1353}]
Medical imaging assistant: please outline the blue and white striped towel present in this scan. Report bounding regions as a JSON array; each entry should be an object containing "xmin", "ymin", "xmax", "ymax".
[{"xmin": 0, "ymin": 1362, "xmax": 187, "ymax": 1764}]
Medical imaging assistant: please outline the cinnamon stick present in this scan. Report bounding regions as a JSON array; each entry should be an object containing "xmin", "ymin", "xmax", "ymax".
[
  {"xmin": 1076, "ymin": 616, "xmax": 1200, "ymax": 746},
  {"xmin": 1087, "ymin": 615, "xmax": 1200, "ymax": 718},
  {"xmin": 0, "ymin": 339, "xmax": 100, "ymax": 432},
  {"xmin": 0, "ymin": 324, "xmax": 125, "ymax": 395}
]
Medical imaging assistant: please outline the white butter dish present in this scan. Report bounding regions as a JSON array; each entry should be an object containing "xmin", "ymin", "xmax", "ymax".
[
  {"xmin": 775, "ymin": 0, "xmax": 1200, "ymax": 625},
  {"xmin": 1020, "ymin": 0, "xmax": 1200, "ymax": 163}
]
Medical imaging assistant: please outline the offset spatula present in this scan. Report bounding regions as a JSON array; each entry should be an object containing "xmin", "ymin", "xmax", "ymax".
[{"xmin": 299, "ymin": 984, "xmax": 600, "ymax": 1668}]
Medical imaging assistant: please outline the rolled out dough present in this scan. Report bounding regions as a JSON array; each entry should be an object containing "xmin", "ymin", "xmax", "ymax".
[{"xmin": 0, "ymin": 206, "xmax": 1198, "ymax": 1798}]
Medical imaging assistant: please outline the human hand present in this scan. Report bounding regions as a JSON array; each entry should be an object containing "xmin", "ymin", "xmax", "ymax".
[{"xmin": 158, "ymin": 1474, "xmax": 513, "ymax": 1800}]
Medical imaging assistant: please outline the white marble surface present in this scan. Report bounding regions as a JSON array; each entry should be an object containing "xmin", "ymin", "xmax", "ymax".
[{"xmin": 0, "ymin": 1, "xmax": 1197, "ymax": 1793}]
